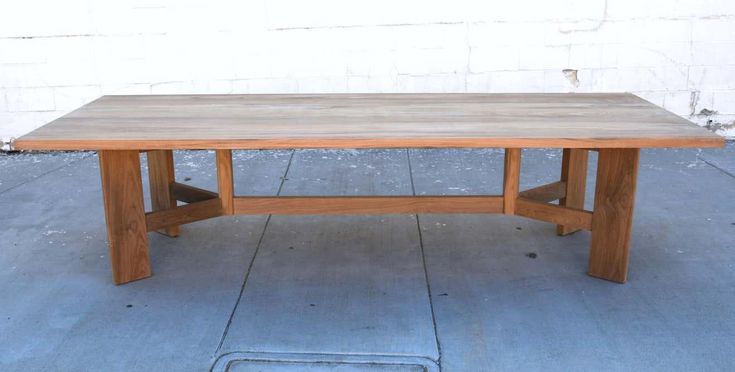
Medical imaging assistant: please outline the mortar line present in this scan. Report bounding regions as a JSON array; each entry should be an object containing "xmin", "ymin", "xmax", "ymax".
[
  {"xmin": 0, "ymin": 151, "xmax": 94, "ymax": 196},
  {"xmin": 406, "ymin": 149, "xmax": 443, "ymax": 369},
  {"xmin": 214, "ymin": 149, "xmax": 296, "ymax": 356}
]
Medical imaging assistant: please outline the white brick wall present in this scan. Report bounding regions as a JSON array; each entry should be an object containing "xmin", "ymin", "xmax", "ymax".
[{"xmin": 2, "ymin": 0, "xmax": 735, "ymax": 148}]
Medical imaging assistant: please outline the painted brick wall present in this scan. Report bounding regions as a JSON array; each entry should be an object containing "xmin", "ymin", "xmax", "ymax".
[{"xmin": 1, "ymin": 0, "xmax": 734, "ymax": 149}]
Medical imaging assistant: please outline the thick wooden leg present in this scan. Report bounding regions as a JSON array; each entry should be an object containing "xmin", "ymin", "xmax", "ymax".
[
  {"xmin": 99, "ymin": 150, "xmax": 151, "ymax": 285},
  {"xmin": 503, "ymin": 148, "xmax": 521, "ymax": 215},
  {"xmin": 147, "ymin": 150, "xmax": 179, "ymax": 237},
  {"xmin": 556, "ymin": 149, "xmax": 589, "ymax": 235},
  {"xmin": 216, "ymin": 149, "xmax": 234, "ymax": 215},
  {"xmin": 588, "ymin": 148, "xmax": 640, "ymax": 283}
]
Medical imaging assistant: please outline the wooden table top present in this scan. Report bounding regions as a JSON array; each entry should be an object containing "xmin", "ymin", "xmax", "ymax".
[{"xmin": 14, "ymin": 93, "xmax": 723, "ymax": 150}]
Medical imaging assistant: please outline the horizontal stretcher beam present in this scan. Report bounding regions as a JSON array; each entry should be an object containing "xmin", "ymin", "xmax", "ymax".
[
  {"xmin": 146, "ymin": 181, "xmax": 591, "ymax": 232},
  {"xmin": 518, "ymin": 181, "xmax": 567, "ymax": 203},
  {"xmin": 515, "ymin": 197, "xmax": 592, "ymax": 231},
  {"xmin": 233, "ymin": 196, "xmax": 504, "ymax": 215},
  {"xmin": 146, "ymin": 198, "xmax": 223, "ymax": 232}
]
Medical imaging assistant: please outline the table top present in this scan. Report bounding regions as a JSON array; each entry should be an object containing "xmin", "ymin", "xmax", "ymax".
[{"xmin": 14, "ymin": 93, "xmax": 723, "ymax": 150}]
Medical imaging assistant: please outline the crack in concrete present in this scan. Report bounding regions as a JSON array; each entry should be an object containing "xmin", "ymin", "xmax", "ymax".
[
  {"xmin": 406, "ymin": 149, "xmax": 443, "ymax": 370},
  {"xmin": 213, "ymin": 149, "xmax": 297, "ymax": 356},
  {"xmin": 0, "ymin": 151, "xmax": 94, "ymax": 196},
  {"xmin": 698, "ymin": 154, "xmax": 735, "ymax": 179}
]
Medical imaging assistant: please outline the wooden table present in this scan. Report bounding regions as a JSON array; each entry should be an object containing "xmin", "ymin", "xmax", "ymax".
[{"xmin": 14, "ymin": 93, "xmax": 724, "ymax": 285}]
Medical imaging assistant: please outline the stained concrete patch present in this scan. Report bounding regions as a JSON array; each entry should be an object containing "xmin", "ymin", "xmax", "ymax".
[{"xmin": 214, "ymin": 352, "xmax": 437, "ymax": 372}]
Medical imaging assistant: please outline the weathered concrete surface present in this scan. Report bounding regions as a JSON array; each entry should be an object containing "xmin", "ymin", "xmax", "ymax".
[
  {"xmin": 699, "ymin": 141, "xmax": 735, "ymax": 178},
  {"xmin": 0, "ymin": 151, "xmax": 92, "ymax": 194},
  {"xmin": 0, "ymin": 151, "xmax": 286, "ymax": 371},
  {"xmin": 1, "ymin": 146, "xmax": 734, "ymax": 371},
  {"xmin": 419, "ymin": 147, "xmax": 735, "ymax": 371},
  {"xmin": 219, "ymin": 150, "xmax": 438, "ymax": 364}
]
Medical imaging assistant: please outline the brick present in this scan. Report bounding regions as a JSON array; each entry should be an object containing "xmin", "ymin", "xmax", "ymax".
[
  {"xmin": 231, "ymin": 78, "xmax": 299, "ymax": 93},
  {"xmin": 692, "ymin": 19, "xmax": 735, "ymax": 43},
  {"xmin": 689, "ymin": 66, "xmax": 735, "ymax": 90},
  {"xmin": 691, "ymin": 42, "xmax": 735, "ymax": 66},
  {"xmin": 395, "ymin": 73, "xmax": 464, "ymax": 93},
  {"xmin": 294, "ymin": 76, "xmax": 349, "ymax": 93},
  {"xmin": 713, "ymin": 92, "xmax": 735, "ymax": 114},
  {"xmin": 346, "ymin": 76, "xmax": 396, "ymax": 93},
  {"xmin": 519, "ymin": 45, "xmax": 570, "ymax": 70},
  {"xmin": 488, "ymin": 70, "xmax": 545, "ymax": 92},
  {"xmin": 393, "ymin": 48, "xmax": 467, "ymax": 75},
  {"xmin": 53, "ymin": 86, "xmax": 101, "ymax": 110},
  {"xmin": 470, "ymin": 46, "xmax": 520, "ymax": 72},
  {"xmin": 0, "ymin": 39, "xmax": 48, "ymax": 64},
  {"xmin": 3, "ymin": 87, "xmax": 55, "ymax": 112},
  {"xmin": 568, "ymin": 44, "xmax": 604, "ymax": 69}
]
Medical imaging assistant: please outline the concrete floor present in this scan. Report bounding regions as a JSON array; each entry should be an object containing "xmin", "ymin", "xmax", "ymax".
[{"xmin": 1, "ymin": 145, "xmax": 734, "ymax": 371}]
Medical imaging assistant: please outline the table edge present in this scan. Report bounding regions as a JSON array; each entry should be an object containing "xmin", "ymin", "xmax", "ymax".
[{"xmin": 13, "ymin": 136, "xmax": 726, "ymax": 151}]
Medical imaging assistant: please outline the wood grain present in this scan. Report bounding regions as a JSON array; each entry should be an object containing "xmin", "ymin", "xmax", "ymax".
[
  {"xmin": 147, "ymin": 150, "xmax": 179, "ymax": 237},
  {"xmin": 14, "ymin": 93, "xmax": 723, "ymax": 150},
  {"xmin": 171, "ymin": 182, "xmax": 218, "ymax": 203},
  {"xmin": 99, "ymin": 150, "xmax": 151, "ymax": 285},
  {"xmin": 515, "ymin": 197, "xmax": 592, "ymax": 231},
  {"xmin": 588, "ymin": 148, "xmax": 639, "ymax": 283},
  {"xmin": 503, "ymin": 148, "xmax": 521, "ymax": 214},
  {"xmin": 146, "ymin": 198, "xmax": 223, "ymax": 232},
  {"xmin": 518, "ymin": 181, "xmax": 566, "ymax": 202},
  {"xmin": 233, "ymin": 196, "xmax": 504, "ymax": 214},
  {"xmin": 216, "ymin": 150, "xmax": 234, "ymax": 215},
  {"xmin": 556, "ymin": 149, "xmax": 589, "ymax": 235}
]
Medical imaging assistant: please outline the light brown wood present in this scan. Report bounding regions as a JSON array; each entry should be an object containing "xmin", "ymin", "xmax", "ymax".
[
  {"xmin": 588, "ymin": 148, "xmax": 640, "ymax": 283},
  {"xmin": 515, "ymin": 197, "xmax": 593, "ymax": 231},
  {"xmin": 14, "ymin": 94, "xmax": 723, "ymax": 150},
  {"xmin": 216, "ymin": 150, "xmax": 234, "ymax": 215},
  {"xmin": 503, "ymin": 148, "xmax": 521, "ymax": 214},
  {"xmin": 233, "ymin": 196, "xmax": 504, "ymax": 215},
  {"xmin": 556, "ymin": 149, "xmax": 589, "ymax": 235},
  {"xmin": 99, "ymin": 150, "xmax": 151, "ymax": 285},
  {"xmin": 147, "ymin": 150, "xmax": 179, "ymax": 237},
  {"xmin": 171, "ymin": 182, "xmax": 218, "ymax": 204},
  {"xmin": 518, "ymin": 181, "xmax": 566, "ymax": 202},
  {"xmin": 146, "ymin": 198, "xmax": 223, "ymax": 232}
]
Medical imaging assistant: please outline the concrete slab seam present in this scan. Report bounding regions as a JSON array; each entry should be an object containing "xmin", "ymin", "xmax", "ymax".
[
  {"xmin": 697, "ymin": 155, "xmax": 735, "ymax": 179},
  {"xmin": 213, "ymin": 150, "xmax": 296, "ymax": 356},
  {"xmin": 406, "ymin": 148, "xmax": 444, "ymax": 369},
  {"xmin": 210, "ymin": 351, "xmax": 440, "ymax": 372},
  {"xmin": 0, "ymin": 151, "xmax": 95, "ymax": 196}
]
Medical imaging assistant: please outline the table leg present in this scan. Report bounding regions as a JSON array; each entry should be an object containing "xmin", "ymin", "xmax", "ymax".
[
  {"xmin": 503, "ymin": 148, "xmax": 521, "ymax": 215},
  {"xmin": 588, "ymin": 148, "xmax": 640, "ymax": 283},
  {"xmin": 557, "ymin": 149, "xmax": 588, "ymax": 235},
  {"xmin": 99, "ymin": 150, "xmax": 151, "ymax": 285},
  {"xmin": 216, "ymin": 150, "xmax": 235, "ymax": 215},
  {"xmin": 147, "ymin": 150, "xmax": 179, "ymax": 237}
]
